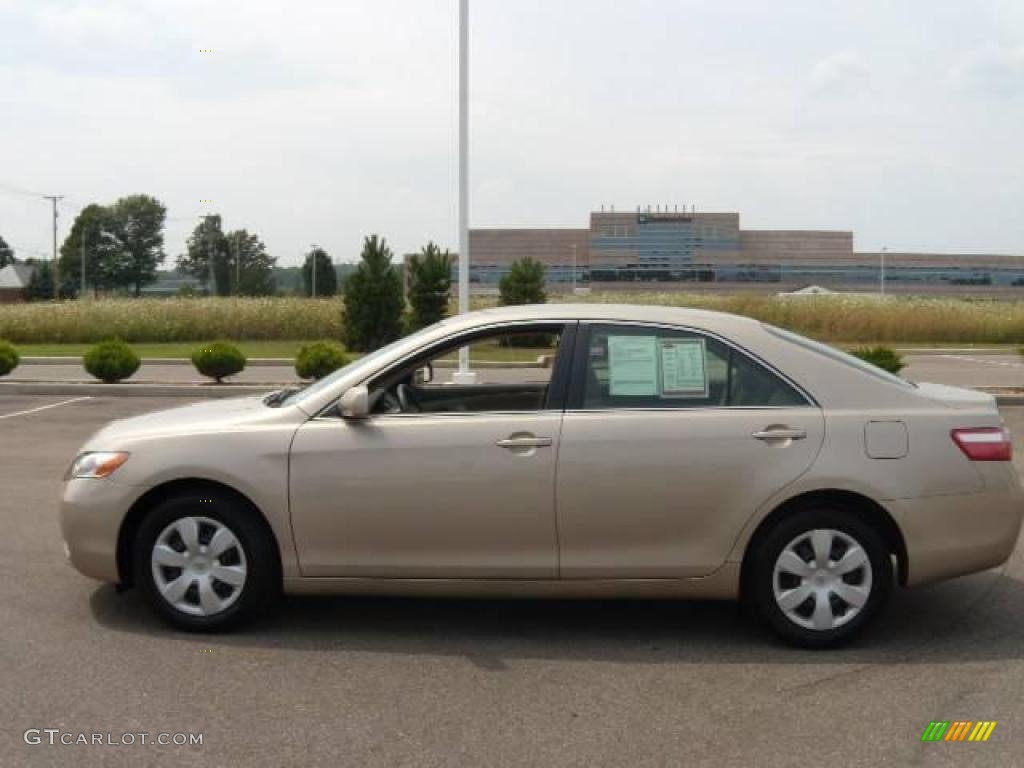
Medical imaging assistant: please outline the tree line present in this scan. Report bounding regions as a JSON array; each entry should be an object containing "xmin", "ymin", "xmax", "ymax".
[
  {"xmin": 0, "ymin": 194, "xmax": 550, "ymax": 349},
  {"xmin": 342, "ymin": 236, "xmax": 545, "ymax": 351},
  {"xmin": 0, "ymin": 195, "xmax": 347, "ymax": 300}
]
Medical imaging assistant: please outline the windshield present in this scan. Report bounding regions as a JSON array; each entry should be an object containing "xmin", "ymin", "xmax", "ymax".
[
  {"xmin": 762, "ymin": 324, "xmax": 914, "ymax": 389},
  {"xmin": 278, "ymin": 321, "xmax": 448, "ymax": 407}
]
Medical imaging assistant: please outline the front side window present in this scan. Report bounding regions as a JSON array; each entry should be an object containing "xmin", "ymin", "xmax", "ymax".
[
  {"xmin": 369, "ymin": 325, "xmax": 565, "ymax": 415},
  {"xmin": 577, "ymin": 324, "xmax": 807, "ymax": 409}
]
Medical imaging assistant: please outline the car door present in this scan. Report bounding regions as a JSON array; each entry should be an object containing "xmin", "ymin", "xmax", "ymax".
[
  {"xmin": 288, "ymin": 322, "xmax": 575, "ymax": 578},
  {"xmin": 555, "ymin": 322, "xmax": 825, "ymax": 578}
]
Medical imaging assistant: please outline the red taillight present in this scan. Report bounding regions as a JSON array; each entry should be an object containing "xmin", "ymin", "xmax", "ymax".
[{"xmin": 951, "ymin": 427, "xmax": 1013, "ymax": 462}]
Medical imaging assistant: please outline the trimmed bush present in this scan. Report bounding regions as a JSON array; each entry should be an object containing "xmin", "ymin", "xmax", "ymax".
[
  {"xmin": 295, "ymin": 341, "xmax": 349, "ymax": 381},
  {"xmin": 83, "ymin": 340, "xmax": 141, "ymax": 383},
  {"xmin": 0, "ymin": 340, "xmax": 19, "ymax": 377},
  {"xmin": 191, "ymin": 341, "xmax": 246, "ymax": 383},
  {"xmin": 849, "ymin": 345, "xmax": 905, "ymax": 374}
]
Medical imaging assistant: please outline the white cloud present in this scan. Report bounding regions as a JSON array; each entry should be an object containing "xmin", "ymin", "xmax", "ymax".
[
  {"xmin": 808, "ymin": 51, "xmax": 869, "ymax": 97},
  {"xmin": 950, "ymin": 44, "xmax": 1024, "ymax": 96},
  {"xmin": 1, "ymin": 1, "xmax": 1023, "ymax": 262}
]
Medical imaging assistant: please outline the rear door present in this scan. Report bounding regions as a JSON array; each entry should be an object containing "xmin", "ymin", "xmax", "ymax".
[{"xmin": 555, "ymin": 322, "xmax": 825, "ymax": 578}]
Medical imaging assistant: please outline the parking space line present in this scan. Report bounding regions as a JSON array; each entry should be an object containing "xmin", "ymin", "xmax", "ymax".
[
  {"xmin": 939, "ymin": 354, "xmax": 1024, "ymax": 368},
  {"xmin": 0, "ymin": 396, "xmax": 93, "ymax": 420}
]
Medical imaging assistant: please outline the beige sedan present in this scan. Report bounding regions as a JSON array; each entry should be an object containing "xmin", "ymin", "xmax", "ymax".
[{"xmin": 60, "ymin": 305, "xmax": 1023, "ymax": 647}]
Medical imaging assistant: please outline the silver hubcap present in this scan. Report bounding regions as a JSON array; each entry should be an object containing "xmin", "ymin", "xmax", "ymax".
[
  {"xmin": 772, "ymin": 528, "xmax": 872, "ymax": 632},
  {"xmin": 150, "ymin": 516, "xmax": 248, "ymax": 617}
]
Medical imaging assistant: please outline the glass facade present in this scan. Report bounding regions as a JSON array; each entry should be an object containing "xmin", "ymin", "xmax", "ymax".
[{"xmin": 454, "ymin": 210, "xmax": 1024, "ymax": 289}]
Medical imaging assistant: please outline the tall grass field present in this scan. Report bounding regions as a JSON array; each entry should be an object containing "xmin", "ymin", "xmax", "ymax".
[{"xmin": 3, "ymin": 293, "xmax": 1024, "ymax": 345}]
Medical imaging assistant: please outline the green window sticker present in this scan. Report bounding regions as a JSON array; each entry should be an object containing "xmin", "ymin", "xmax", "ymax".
[{"xmin": 608, "ymin": 335, "xmax": 658, "ymax": 396}]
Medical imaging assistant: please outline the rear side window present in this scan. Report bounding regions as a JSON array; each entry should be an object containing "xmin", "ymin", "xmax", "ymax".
[{"xmin": 578, "ymin": 324, "xmax": 808, "ymax": 409}]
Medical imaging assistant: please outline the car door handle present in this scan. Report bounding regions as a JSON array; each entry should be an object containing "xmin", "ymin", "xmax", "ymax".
[
  {"xmin": 752, "ymin": 428, "xmax": 807, "ymax": 441},
  {"xmin": 496, "ymin": 436, "xmax": 553, "ymax": 449}
]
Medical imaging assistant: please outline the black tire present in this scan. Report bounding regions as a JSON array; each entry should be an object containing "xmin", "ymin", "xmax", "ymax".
[
  {"xmin": 747, "ymin": 506, "xmax": 893, "ymax": 649},
  {"xmin": 133, "ymin": 489, "xmax": 280, "ymax": 632}
]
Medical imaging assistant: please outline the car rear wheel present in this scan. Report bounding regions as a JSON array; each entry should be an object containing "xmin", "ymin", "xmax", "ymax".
[
  {"xmin": 133, "ymin": 490, "xmax": 278, "ymax": 631},
  {"xmin": 749, "ymin": 507, "xmax": 893, "ymax": 649}
]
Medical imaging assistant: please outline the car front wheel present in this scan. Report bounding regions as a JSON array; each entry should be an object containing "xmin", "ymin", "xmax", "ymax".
[
  {"xmin": 749, "ymin": 507, "xmax": 893, "ymax": 649},
  {"xmin": 134, "ymin": 490, "xmax": 278, "ymax": 631}
]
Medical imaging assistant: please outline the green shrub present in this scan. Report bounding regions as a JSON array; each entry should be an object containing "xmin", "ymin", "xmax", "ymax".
[
  {"xmin": 83, "ymin": 340, "xmax": 141, "ymax": 383},
  {"xmin": 295, "ymin": 341, "xmax": 349, "ymax": 381},
  {"xmin": 191, "ymin": 341, "xmax": 246, "ymax": 383},
  {"xmin": 849, "ymin": 345, "xmax": 905, "ymax": 374},
  {"xmin": 0, "ymin": 340, "xmax": 19, "ymax": 377}
]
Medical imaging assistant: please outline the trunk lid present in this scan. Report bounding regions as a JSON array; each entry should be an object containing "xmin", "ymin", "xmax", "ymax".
[{"xmin": 913, "ymin": 382, "xmax": 999, "ymax": 411}]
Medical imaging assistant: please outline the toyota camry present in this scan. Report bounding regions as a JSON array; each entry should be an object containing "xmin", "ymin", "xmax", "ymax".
[{"xmin": 60, "ymin": 305, "xmax": 1023, "ymax": 647}]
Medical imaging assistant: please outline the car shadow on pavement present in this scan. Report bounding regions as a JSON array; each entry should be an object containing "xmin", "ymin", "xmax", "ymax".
[{"xmin": 89, "ymin": 564, "xmax": 1024, "ymax": 667}]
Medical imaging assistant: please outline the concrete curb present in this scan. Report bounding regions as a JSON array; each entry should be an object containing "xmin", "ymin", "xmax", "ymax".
[
  {"xmin": 0, "ymin": 382, "xmax": 276, "ymax": 398},
  {"xmin": 21, "ymin": 357, "xmax": 293, "ymax": 367}
]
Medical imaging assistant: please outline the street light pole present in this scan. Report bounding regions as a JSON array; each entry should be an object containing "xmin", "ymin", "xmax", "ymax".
[
  {"xmin": 311, "ymin": 246, "xmax": 317, "ymax": 299},
  {"xmin": 455, "ymin": 0, "xmax": 475, "ymax": 382},
  {"xmin": 571, "ymin": 243, "xmax": 577, "ymax": 293}
]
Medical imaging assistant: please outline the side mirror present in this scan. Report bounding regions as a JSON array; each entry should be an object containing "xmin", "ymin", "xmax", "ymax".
[
  {"xmin": 414, "ymin": 363, "xmax": 434, "ymax": 385},
  {"xmin": 339, "ymin": 385, "xmax": 370, "ymax": 419}
]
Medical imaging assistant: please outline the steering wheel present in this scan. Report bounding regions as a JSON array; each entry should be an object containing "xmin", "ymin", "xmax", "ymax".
[{"xmin": 396, "ymin": 383, "xmax": 421, "ymax": 413}]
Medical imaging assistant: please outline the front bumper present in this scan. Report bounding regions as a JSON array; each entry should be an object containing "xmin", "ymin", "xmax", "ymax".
[
  {"xmin": 894, "ymin": 483, "xmax": 1024, "ymax": 586},
  {"xmin": 60, "ymin": 478, "xmax": 141, "ymax": 583}
]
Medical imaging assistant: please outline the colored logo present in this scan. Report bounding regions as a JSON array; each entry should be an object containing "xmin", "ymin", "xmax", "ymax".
[{"xmin": 921, "ymin": 721, "xmax": 997, "ymax": 742}]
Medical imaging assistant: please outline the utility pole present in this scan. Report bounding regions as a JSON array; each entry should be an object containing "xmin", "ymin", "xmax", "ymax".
[
  {"xmin": 81, "ymin": 229, "xmax": 87, "ymax": 298},
  {"xmin": 43, "ymin": 195, "xmax": 63, "ymax": 298},
  {"xmin": 233, "ymin": 235, "xmax": 240, "ymax": 295}
]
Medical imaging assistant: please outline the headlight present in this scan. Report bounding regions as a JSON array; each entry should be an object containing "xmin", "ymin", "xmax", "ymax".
[{"xmin": 65, "ymin": 452, "xmax": 130, "ymax": 480}]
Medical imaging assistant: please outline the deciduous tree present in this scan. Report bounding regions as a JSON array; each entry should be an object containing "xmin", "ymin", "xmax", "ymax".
[
  {"xmin": 302, "ymin": 247, "xmax": 337, "ymax": 297},
  {"xmin": 178, "ymin": 215, "xmax": 230, "ymax": 295},
  {"xmin": 226, "ymin": 230, "xmax": 277, "ymax": 296}
]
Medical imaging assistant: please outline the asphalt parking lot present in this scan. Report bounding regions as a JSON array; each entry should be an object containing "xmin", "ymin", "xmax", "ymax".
[{"xmin": 1, "ymin": 394, "xmax": 1022, "ymax": 767}]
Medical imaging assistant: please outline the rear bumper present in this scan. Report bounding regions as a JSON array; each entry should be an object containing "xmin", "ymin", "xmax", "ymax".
[{"xmin": 893, "ymin": 483, "xmax": 1024, "ymax": 586}]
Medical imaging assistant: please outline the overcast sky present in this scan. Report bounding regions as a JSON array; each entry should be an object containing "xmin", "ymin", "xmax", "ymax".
[{"xmin": 1, "ymin": 0, "xmax": 1022, "ymax": 267}]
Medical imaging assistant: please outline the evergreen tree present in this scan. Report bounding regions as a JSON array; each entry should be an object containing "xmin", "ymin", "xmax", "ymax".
[
  {"xmin": 406, "ymin": 242, "xmax": 453, "ymax": 331},
  {"xmin": 499, "ymin": 257, "xmax": 547, "ymax": 306},
  {"xmin": 343, "ymin": 235, "xmax": 404, "ymax": 352}
]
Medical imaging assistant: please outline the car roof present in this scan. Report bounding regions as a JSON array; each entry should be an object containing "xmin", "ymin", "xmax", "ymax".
[{"xmin": 448, "ymin": 303, "xmax": 760, "ymax": 332}]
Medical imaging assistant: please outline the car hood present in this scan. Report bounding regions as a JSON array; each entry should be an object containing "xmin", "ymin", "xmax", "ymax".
[{"xmin": 83, "ymin": 394, "xmax": 299, "ymax": 447}]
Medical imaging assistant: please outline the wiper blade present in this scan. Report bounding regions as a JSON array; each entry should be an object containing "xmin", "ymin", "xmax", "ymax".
[{"xmin": 264, "ymin": 387, "xmax": 299, "ymax": 407}]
